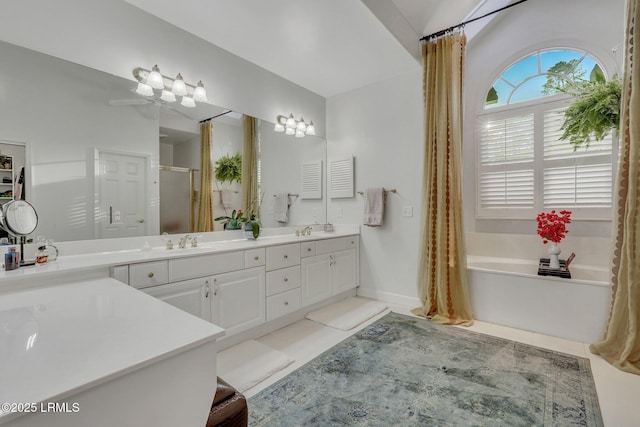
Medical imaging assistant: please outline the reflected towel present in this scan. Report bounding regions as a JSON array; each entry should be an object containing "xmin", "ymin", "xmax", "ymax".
[
  {"xmin": 274, "ymin": 193, "xmax": 290, "ymax": 223},
  {"xmin": 220, "ymin": 189, "xmax": 234, "ymax": 209},
  {"xmin": 363, "ymin": 187, "xmax": 384, "ymax": 227}
]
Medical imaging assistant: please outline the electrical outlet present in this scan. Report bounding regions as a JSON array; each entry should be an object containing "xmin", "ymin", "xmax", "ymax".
[
  {"xmin": 402, "ymin": 206, "xmax": 413, "ymax": 217},
  {"xmin": 337, "ymin": 208, "xmax": 343, "ymax": 218}
]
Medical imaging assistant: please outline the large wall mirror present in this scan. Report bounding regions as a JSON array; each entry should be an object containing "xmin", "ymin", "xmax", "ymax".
[{"xmin": 0, "ymin": 40, "xmax": 326, "ymax": 243}]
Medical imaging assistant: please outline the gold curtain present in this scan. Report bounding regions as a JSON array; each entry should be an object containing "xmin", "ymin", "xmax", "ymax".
[
  {"xmin": 197, "ymin": 121, "xmax": 214, "ymax": 232},
  {"xmin": 589, "ymin": 0, "xmax": 640, "ymax": 375},
  {"xmin": 241, "ymin": 115, "xmax": 259, "ymax": 216},
  {"xmin": 411, "ymin": 32, "xmax": 473, "ymax": 326}
]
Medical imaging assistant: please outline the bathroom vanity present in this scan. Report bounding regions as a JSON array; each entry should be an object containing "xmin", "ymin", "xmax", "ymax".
[
  {"xmin": 0, "ymin": 227, "xmax": 360, "ymax": 426},
  {"xmin": 108, "ymin": 230, "xmax": 360, "ymax": 346}
]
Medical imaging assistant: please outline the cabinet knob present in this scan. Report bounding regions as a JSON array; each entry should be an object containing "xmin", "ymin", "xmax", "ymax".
[
  {"xmin": 147, "ymin": 272, "xmax": 154, "ymax": 278},
  {"xmin": 351, "ymin": 241, "xmax": 354, "ymax": 244},
  {"xmin": 307, "ymin": 248, "xmax": 312, "ymax": 252},
  {"xmin": 284, "ymin": 277, "xmax": 288, "ymax": 282},
  {"xmin": 284, "ymin": 301, "xmax": 289, "ymax": 306},
  {"xmin": 283, "ymin": 254, "xmax": 288, "ymax": 259},
  {"xmin": 254, "ymin": 256, "xmax": 259, "ymax": 260}
]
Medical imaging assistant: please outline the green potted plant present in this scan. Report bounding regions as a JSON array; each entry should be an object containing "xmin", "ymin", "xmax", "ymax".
[
  {"xmin": 214, "ymin": 153, "xmax": 242, "ymax": 184},
  {"xmin": 560, "ymin": 77, "xmax": 621, "ymax": 150},
  {"xmin": 214, "ymin": 209, "xmax": 245, "ymax": 230},
  {"xmin": 242, "ymin": 212, "xmax": 260, "ymax": 240}
]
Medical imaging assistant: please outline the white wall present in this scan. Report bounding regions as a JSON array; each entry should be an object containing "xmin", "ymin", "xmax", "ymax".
[
  {"xmin": 0, "ymin": 0, "xmax": 326, "ymax": 136},
  {"xmin": 326, "ymin": 68, "xmax": 423, "ymax": 305}
]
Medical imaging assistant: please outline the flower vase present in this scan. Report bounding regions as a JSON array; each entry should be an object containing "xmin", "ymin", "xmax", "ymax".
[
  {"xmin": 243, "ymin": 221, "xmax": 260, "ymax": 240},
  {"xmin": 548, "ymin": 242, "xmax": 561, "ymax": 269}
]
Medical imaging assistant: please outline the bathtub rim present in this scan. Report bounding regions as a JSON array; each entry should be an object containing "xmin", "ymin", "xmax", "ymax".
[{"xmin": 466, "ymin": 255, "xmax": 609, "ymax": 288}]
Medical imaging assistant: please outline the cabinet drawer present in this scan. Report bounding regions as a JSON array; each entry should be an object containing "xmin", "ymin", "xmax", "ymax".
[
  {"xmin": 266, "ymin": 288, "xmax": 301, "ymax": 321},
  {"xmin": 245, "ymin": 248, "xmax": 266, "ymax": 268},
  {"xmin": 266, "ymin": 243, "xmax": 300, "ymax": 271},
  {"xmin": 316, "ymin": 237, "xmax": 347, "ymax": 255},
  {"xmin": 169, "ymin": 251, "xmax": 244, "ymax": 282},
  {"xmin": 129, "ymin": 261, "xmax": 168, "ymax": 289},
  {"xmin": 266, "ymin": 265, "xmax": 301, "ymax": 296},
  {"xmin": 346, "ymin": 236, "xmax": 359, "ymax": 249},
  {"xmin": 301, "ymin": 241, "xmax": 316, "ymax": 258}
]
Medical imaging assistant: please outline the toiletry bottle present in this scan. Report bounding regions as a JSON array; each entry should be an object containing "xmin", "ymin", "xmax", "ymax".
[
  {"xmin": 4, "ymin": 250, "xmax": 13, "ymax": 270},
  {"xmin": 5, "ymin": 247, "xmax": 19, "ymax": 270},
  {"xmin": 35, "ymin": 245, "xmax": 49, "ymax": 266}
]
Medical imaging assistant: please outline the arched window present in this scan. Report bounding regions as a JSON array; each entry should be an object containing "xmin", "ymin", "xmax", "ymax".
[
  {"xmin": 476, "ymin": 49, "xmax": 616, "ymax": 220},
  {"xmin": 485, "ymin": 49, "xmax": 604, "ymax": 108}
]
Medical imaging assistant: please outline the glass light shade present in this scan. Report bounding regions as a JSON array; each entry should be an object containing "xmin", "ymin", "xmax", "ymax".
[
  {"xmin": 171, "ymin": 73, "xmax": 188, "ymax": 96},
  {"xmin": 305, "ymin": 121, "xmax": 315, "ymax": 135},
  {"xmin": 296, "ymin": 118, "xmax": 307, "ymax": 132},
  {"xmin": 181, "ymin": 96, "xmax": 196, "ymax": 108},
  {"xmin": 193, "ymin": 81, "xmax": 208, "ymax": 102},
  {"xmin": 147, "ymin": 65, "xmax": 165, "ymax": 90},
  {"xmin": 274, "ymin": 122, "xmax": 285, "ymax": 132},
  {"xmin": 285, "ymin": 127, "xmax": 296, "ymax": 135},
  {"xmin": 295, "ymin": 130, "xmax": 305, "ymax": 138},
  {"xmin": 285, "ymin": 113, "xmax": 297, "ymax": 129},
  {"xmin": 135, "ymin": 82, "xmax": 154, "ymax": 97},
  {"xmin": 160, "ymin": 90, "xmax": 176, "ymax": 103}
]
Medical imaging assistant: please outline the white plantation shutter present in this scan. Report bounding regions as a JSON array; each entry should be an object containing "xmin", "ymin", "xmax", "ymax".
[
  {"xmin": 480, "ymin": 115, "xmax": 534, "ymax": 164},
  {"xmin": 543, "ymin": 107, "xmax": 613, "ymax": 211},
  {"xmin": 478, "ymin": 114, "xmax": 535, "ymax": 215},
  {"xmin": 544, "ymin": 164, "xmax": 612, "ymax": 207},
  {"xmin": 480, "ymin": 170, "xmax": 534, "ymax": 208},
  {"xmin": 477, "ymin": 102, "xmax": 615, "ymax": 219}
]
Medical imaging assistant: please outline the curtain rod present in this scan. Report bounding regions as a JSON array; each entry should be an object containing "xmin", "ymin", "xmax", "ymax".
[
  {"xmin": 420, "ymin": 0, "xmax": 529, "ymax": 42},
  {"xmin": 199, "ymin": 109, "xmax": 234, "ymax": 124}
]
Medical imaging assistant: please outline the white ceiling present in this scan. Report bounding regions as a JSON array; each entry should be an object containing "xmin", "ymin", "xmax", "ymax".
[{"xmin": 124, "ymin": 0, "xmax": 491, "ymax": 98}]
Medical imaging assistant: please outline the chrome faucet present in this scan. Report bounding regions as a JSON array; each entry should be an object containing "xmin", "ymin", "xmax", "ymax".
[
  {"xmin": 178, "ymin": 234, "xmax": 191, "ymax": 249},
  {"xmin": 301, "ymin": 226, "xmax": 312, "ymax": 236}
]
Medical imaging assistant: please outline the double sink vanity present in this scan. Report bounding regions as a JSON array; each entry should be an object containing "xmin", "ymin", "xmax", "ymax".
[{"xmin": 0, "ymin": 226, "xmax": 360, "ymax": 427}]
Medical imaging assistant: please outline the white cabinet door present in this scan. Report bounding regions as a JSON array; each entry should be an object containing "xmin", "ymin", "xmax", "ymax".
[
  {"xmin": 143, "ymin": 277, "xmax": 211, "ymax": 322},
  {"xmin": 301, "ymin": 254, "xmax": 332, "ymax": 306},
  {"xmin": 211, "ymin": 266, "xmax": 265, "ymax": 337},
  {"xmin": 332, "ymin": 248, "xmax": 357, "ymax": 294}
]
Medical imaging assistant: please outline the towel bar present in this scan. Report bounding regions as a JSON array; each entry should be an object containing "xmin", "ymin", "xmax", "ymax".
[
  {"xmin": 356, "ymin": 188, "xmax": 397, "ymax": 195},
  {"xmin": 273, "ymin": 193, "xmax": 299, "ymax": 197}
]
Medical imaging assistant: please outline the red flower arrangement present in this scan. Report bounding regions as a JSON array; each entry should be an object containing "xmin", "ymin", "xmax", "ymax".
[{"xmin": 536, "ymin": 210, "xmax": 571, "ymax": 244}]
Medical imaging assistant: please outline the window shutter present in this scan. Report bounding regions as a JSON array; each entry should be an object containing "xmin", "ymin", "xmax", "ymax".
[
  {"xmin": 480, "ymin": 170, "xmax": 534, "ymax": 208},
  {"xmin": 544, "ymin": 164, "xmax": 612, "ymax": 208},
  {"xmin": 543, "ymin": 108, "xmax": 612, "ymax": 159},
  {"xmin": 478, "ymin": 114, "xmax": 535, "ymax": 211},
  {"xmin": 480, "ymin": 115, "xmax": 534, "ymax": 164}
]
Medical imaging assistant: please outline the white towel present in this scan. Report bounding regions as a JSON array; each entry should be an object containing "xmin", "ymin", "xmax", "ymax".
[
  {"xmin": 363, "ymin": 187, "xmax": 384, "ymax": 226},
  {"xmin": 220, "ymin": 189, "xmax": 234, "ymax": 209},
  {"xmin": 273, "ymin": 193, "xmax": 289, "ymax": 223}
]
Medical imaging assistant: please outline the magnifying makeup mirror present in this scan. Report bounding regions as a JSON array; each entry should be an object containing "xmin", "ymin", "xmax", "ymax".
[{"xmin": 0, "ymin": 200, "xmax": 39, "ymax": 266}]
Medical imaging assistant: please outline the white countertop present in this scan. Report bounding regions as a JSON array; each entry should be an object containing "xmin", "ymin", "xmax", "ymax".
[
  {"xmin": 0, "ymin": 230, "xmax": 359, "ymax": 292},
  {"xmin": 0, "ymin": 277, "xmax": 224, "ymax": 422}
]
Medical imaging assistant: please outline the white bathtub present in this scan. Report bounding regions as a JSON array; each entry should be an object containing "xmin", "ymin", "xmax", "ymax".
[{"xmin": 467, "ymin": 256, "xmax": 610, "ymax": 343}]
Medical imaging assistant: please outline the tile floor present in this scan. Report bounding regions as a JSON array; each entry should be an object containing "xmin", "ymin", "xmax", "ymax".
[{"xmin": 230, "ymin": 297, "xmax": 640, "ymax": 427}]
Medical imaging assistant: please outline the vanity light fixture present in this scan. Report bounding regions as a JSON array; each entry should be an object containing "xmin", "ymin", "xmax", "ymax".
[
  {"xmin": 274, "ymin": 114, "xmax": 316, "ymax": 138},
  {"xmin": 133, "ymin": 65, "xmax": 208, "ymax": 108}
]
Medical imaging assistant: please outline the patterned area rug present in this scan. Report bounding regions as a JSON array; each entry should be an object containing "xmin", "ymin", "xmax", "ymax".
[{"xmin": 248, "ymin": 312, "xmax": 603, "ymax": 426}]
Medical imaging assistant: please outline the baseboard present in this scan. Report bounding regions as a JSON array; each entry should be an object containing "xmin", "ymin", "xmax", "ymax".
[{"xmin": 356, "ymin": 287, "xmax": 420, "ymax": 308}]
